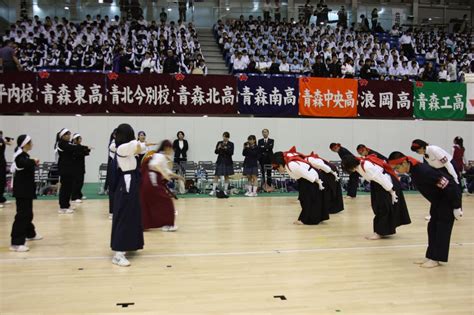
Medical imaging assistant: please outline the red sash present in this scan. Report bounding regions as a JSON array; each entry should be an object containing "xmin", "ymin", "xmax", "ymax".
[{"xmin": 359, "ymin": 154, "xmax": 399, "ymax": 181}]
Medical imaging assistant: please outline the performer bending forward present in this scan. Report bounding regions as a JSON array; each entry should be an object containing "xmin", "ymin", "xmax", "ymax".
[
  {"xmin": 140, "ymin": 140, "xmax": 183, "ymax": 232},
  {"xmin": 341, "ymin": 154, "xmax": 411, "ymax": 240},
  {"xmin": 272, "ymin": 149, "xmax": 328, "ymax": 225},
  {"xmin": 388, "ymin": 152, "xmax": 462, "ymax": 268}
]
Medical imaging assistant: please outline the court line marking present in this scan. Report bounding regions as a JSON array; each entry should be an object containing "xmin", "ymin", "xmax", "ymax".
[{"xmin": 0, "ymin": 242, "xmax": 472, "ymax": 263}]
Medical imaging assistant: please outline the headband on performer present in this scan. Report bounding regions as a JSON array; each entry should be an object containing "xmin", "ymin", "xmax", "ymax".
[
  {"xmin": 388, "ymin": 156, "xmax": 419, "ymax": 167},
  {"xmin": 20, "ymin": 135, "xmax": 31, "ymax": 149},
  {"xmin": 11, "ymin": 135, "xmax": 32, "ymax": 174},
  {"xmin": 59, "ymin": 128, "xmax": 70, "ymax": 138},
  {"xmin": 72, "ymin": 133, "xmax": 81, "ymax": 140}
]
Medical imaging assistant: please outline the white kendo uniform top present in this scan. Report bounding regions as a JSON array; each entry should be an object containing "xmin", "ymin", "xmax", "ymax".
[
  {"xmin": 306, "ymin": 156, "xmax": 333, "ymax": 174},
  {"xmin": 424, "ymin": 145, "xmax": 458, "ymax": 182},
  {"xmin": 355, "ymin": 160, "xmax": 393, "ymax": 192},
  {"xmin": 117, "ymin": 140, "xmax": 146, "ymax": 171},
  {"xmin": 149, "ymin": 152, "xmax": 173, "ymax": 181},
  {"xmin": 109, "ymin": 140, "xmax": 116, "ymax": 159},
  {"xmin": 284, "ymin": 153, "xmax": 321, "ymax": 183}
]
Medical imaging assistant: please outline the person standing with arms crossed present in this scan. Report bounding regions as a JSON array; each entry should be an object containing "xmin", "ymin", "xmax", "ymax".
[{"xmin": 258, "ymin": 129, "xmax": 274, "ymax": 192}]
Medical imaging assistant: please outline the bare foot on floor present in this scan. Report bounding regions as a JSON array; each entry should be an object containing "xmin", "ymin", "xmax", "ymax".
[
  {"xmin": 420, "ymin": 260, "xmax": 440, "ymax": 268},
  {"xmin": 293, "ymin": 220, "xmax": 304, "ymax": 225},
  {"xmin": 365, "ymin": 233, "xmax": 382, "ymax": 240},
  {"xmin": 414, "ymin": 258, "xmax": 429, "ymax": 265}
]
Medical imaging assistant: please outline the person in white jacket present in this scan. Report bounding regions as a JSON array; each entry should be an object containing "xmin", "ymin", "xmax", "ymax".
[
  {"xmin": 272, "ymin": 150, "xmax": 329, "ymax": 226},
  {"xmin": 341, "ymin": 155, "xmax": 411, "ymax": 240}
]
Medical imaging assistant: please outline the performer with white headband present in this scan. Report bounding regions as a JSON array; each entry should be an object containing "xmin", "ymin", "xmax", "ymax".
[
  {"xmin": 0, "ymin": 130, "xmax": 14, "ymax": 208},
  {"xmin": 10, "ymin": 135, "xmax": 42, "ymax": 252},
  {"xmin": 55, "ymin": 128, "xmax": 91, "ymax": 214},
  {"xmin": 71, "ymin": 133, "xmax": 91, "ymax": 204}
]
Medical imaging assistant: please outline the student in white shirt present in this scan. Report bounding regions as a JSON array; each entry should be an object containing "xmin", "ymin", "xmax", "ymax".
[
  {"xmin": 410, "ymin": 139, "xmax": 460, "ymax": 184},
  {"xmin": 232, "ymin": 52, "xmax": 247, "ymax": 73},
  {"xmin": 272, "ymin": 150, "xmax": 328, "ymax": 225},
  {"xmin": 342, "ymin": 155, "xmax": 411, "ymax": 240},
  {"xmin": 279, "ymin": 58, "xmax": 290, "ymax": 73},
  {"xmin": 438, "ymin": 65, "xmax": 448, "ymax": 82}
]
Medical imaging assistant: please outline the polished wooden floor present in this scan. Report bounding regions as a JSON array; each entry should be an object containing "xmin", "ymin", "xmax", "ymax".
[{"xmin": 0, "ymin": 194, "xmax": 473, "ymax": 314}]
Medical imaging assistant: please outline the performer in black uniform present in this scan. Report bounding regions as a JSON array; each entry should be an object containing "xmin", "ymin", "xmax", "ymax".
[
  {"xmin": 0, "ymin": 131, "xmax": 14, "ymax": 208},
  {"xmin": 10, "ymin": 135, "xmax": 42, "ymax": 252},
  {"xmin": 71, "ymin": 133, "xmax": 91, "ymax": 203},
  {"xmin": 356, "ymin": 144, "xmax": 387, "ymax": 160},
  {"xmin": 388, "ymin": 152, "xmax": 462, "ymax": 268},
  {"xmin": 330, "ymin": 143, "xmax": 360, "ymax": 198}
]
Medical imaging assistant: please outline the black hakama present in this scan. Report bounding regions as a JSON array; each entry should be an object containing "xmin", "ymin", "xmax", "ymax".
[
  {"xmin": 319, "ymin": 169, "xmax": 344, "ymax": 214},
  {"xmin": 107, "ymin": 158, "xmax": 117, "ymax": 214},
  {"xmin": 426, "ymin": 198, "xmax": 455, "ymax": 262},
  {"xmin": 111, "ymin": 169, "xmax": 144, "ymax": 251},
  {"xmin": 369, "ymin": 175, "xmax": 411, "ymax": 236},
  {"xmin": 297, "ymin": 179, "xmax": 329, "ymax": 225}
]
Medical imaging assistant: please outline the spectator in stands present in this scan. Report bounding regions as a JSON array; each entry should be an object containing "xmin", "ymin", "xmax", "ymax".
[
  {"xmin": 268, "ymin": 56, "xmax": 280, "ymax": 74},
  {"xmin": 438, "ymin": 65, "xmax": 448, "ymax": 82},
  {"xmin": 246, "ymin": 55, "xmax": 257, "ymax": 73},
  {"xmin": 163, "ymin": 49, "xmax": 179, "ymax": 74},
  {"xmin": 179, "ymin": 0, "xmax": 187, "ymax": 22},
  {"xmin": 290, "ymin": 59, "xmax": 302, "ymax": 73},
  {"xmin": 257, "ymin": 55, "xmax": 270, "ymax": 73},
  {"xmin": 160, "ymin": 8, "xmax": 168, "ymax": 23},
  {"xmin": 399, "ymin": 30, "xmax": 415, "ymax": 60},
  {"xmin": 378, "ymin": 61, "xmax": 388, "ymax": 79},
  {"xmin": 420, "ymin": 62, "xmax": 437, "ymax": 82},
  {"xmin": 304, "ymin": 0, "xmax": 313, "ymax": 25},
  {"xmin": 341, "ymin": 58, "xmax": 355, "ymax": 78},
  {"xmin": 302, "ymin": 58, "xmax": 312, "ymax": 75},
  {"xmin": 0, "ymin": 40, "xmax": 21, "ymax": 72},
  {"xmin": 141, "ymin": 51, "xmax": 158, "ymax": 73},
  {"xmin": 360, "ymin": 15, "xmax": 370, "ymax": 32},
  {"xmin": 447, "ymin": 58, "xmax": 457, "ymax": 82},
  {"xmin": 337, "ymin": 6, "xmax": 348, "ymax": 29},
  {"xmin": 371, "ymin": 9, "xmax": 378, "ymax": 31},
  {"xmin": 279, "ymin": 58, "xmax": 290, "ymax": 73},
  {"xmin": 328, "ymin": 56, "xmax": 342, "ymax": 78},
  {"xmin": 274, "ymin": 0, "xmax": 281, "ymax": 22},
  {"xmin": 360, "ymin": 58, "xmax": 375, "ymax": 80},
  {"xmin": 263, "ymin": 0, "xmax": 272, "ymax": 22},
  {"xmin": 312, "ymin": 55, "xmax": 328, "ymax": 77},
  {"xmin": 232, "ymin": 51, "xmax": 247, "ymax": 73}
]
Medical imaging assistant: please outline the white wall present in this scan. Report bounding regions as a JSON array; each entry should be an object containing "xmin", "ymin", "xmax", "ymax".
[{"xmin": 0, "ymin": 115, "xmax": 472, "ymax": 182}]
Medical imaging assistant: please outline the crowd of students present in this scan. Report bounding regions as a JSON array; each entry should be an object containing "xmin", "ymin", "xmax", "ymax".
[
  {"xmin": 215, "ymin": 15, "xmax": 472, "ymax": 81},
  {"xmin": 2, "ymin": 14, "xmax": 208, "ymax": 74}
]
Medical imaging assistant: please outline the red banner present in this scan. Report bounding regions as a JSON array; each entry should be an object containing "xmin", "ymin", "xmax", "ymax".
[
  {"xmin": 172, "ymin": 74, "xmax": 237, "ymax": 114},
  {"xmin": 105, "ymin": 73, "xmax": 173, "ymax": 114},
  {"xmin": 298, "ymin": 77, "xmax": 358, "ymax": 117},
  {"xmin": 37, "ymin": 72, "xmax": 107, "ymax": 113},
  {"xmin": 0, "ymin": 72, "xmax": 37, "ymax": 113}
]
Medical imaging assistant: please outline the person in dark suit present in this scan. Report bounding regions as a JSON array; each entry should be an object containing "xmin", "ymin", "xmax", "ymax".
[
  {"xmin": 173, "ymin": 131, "xmax": 189, "ymax": 165},
  {"xmin": 210, "ymin": 132, "xmax": 234, "ymax": 196},
  {"xmin": 10, "ymin": 135, "xmax": 42, "ymax": 252},
  {"xmin": 258, "ymin": 129, "xmax": 274, "ymax": 191},
  {"xmin": 330, "ymin": 143, "xmax": 360, "ymax": 198}
]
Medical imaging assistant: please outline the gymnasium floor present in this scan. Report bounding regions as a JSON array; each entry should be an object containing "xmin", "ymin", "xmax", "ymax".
[{"xmin": 0, "ymin": 193, "xmax": 473, "ymax": 314}]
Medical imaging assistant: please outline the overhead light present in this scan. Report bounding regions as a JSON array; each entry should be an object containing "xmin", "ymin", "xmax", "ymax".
[
  {"xmin": 167, "ymin": 7, "xmax": 172, "ymax": 11},
  {"xmin": 226, "ymin": 7, "xmax": 230, "ymax": 11},
  {"xmin": 64, "ymin": 6, "xmax": 69, "ymax": 10},
  {"xmin": 75, "ymin": 114, "xmax": 82, "ymax": 117},
  {"xmin": 98, "ymin": 0, "xmax": 104, "ymax": 3}
]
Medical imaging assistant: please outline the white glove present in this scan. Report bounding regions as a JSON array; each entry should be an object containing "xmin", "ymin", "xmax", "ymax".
[
  {"xmin": 390, "ymin": 190, "xmax": 398, "ymax": 205},
  {"xmin": 316, "ymin": 179, "xmax": 325, "ymax": 191},
  {"xmin": 332, "ymin": 171, "xmax": 340, "ymax": 182},
  {"xmin": 454, "ymin": 178, "xmax": 460, "ymax": 185},
  {"xmin": 453, "ymin": 208, "xmax": 463, "ymax": 220}
]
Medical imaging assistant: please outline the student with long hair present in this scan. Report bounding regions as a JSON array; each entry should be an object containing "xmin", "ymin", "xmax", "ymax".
[
  {"xmin": 243, "ymin": 135, "xmax": 260, "ymax": 197},
  {"xmin": 210, "ymin": 132, "xmax": 234, "ymax": 196},
  {"xmin": 10, "ymin": 135, "xmax": 42, "ymax": 252},
  {"xmin": 110, "ymin": 123, "xmax": 146, "ymax": 267},
  {"xmin": 452, "ymin": 136, "xmax": 466, "ymax": 189}
]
